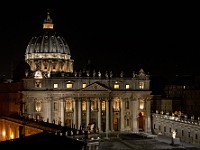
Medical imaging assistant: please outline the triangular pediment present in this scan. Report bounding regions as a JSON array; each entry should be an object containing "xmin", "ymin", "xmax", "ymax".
[{"xmin": 82, "ymin": 82, "xmax": 110, "ymax": 91}]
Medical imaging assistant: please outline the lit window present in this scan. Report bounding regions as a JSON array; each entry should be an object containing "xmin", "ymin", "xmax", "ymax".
[
  {"xmin": 66, "ymin": 83, "xmax": 73, "ymax": 88},
  {"xmin": 91, "ymin": 101, "xmax": 98, "ymax": 111},
  {"xmin": 43, "ymin": 23, "xmax": 53, "ymax": 29},
  {"xmin": 82, "ymin": 83, "xmax": 87, "ymax": 88},
  {"xmin": 139, "ymin": 99, "xmax": 144, "ymax": 109},
  {"xmin": 139, "ymin": 82, "xmax": 144, "ymax": 89},
  {"xmin": 2, "ymin": 130, "xmax": 6, "ymax": 137},
  {"xmin": 113, "ymin": 99, "xmax": 120, "ymax": 111},
  {"xmin": 35, "ymin": 100, "xmax": 42, "ymax": 112},
  {"xmin": 102, "ymin": 101, "xmax": 105, "ymax": 111},
  {"xmin": 10, "ymin": 132, "xmax": 14, "ymax": 139},
  {"xmin": 125, "ymin": 84, "xmax": 130, "ymax": 89},
  {"xmin": 66, "ymin": 99, "xmax": 72, "ymax": 111},
  {"xmin": 82, "ymin": 101, "xmax": 86, "ymax": 111},
  {"xmin": 114, "ymin": 84, "xmax": 119, "ymax": 89},
  {"xmin": 54, "ymin": 83, "xmax": 58, "ymax": 88}
]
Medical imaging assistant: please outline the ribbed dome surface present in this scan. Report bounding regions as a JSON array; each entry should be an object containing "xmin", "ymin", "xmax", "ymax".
[{"xmin": 26, "ymin": 33, "xmax": 71, "ymax": 55}]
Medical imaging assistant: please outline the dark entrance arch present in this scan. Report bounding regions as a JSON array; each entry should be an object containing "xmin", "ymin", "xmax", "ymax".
[{"xmin": 138, "ymin": 112, "xmax": 145, "ymax": 132}]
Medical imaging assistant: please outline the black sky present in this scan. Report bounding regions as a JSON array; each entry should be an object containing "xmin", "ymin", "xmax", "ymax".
[{"xmin": 0, "ymin": 2, "xmax": 200, "ymax": 79}]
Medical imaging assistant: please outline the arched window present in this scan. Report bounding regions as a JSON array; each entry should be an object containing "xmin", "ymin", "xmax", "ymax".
[
  {"xmin": 113, "ymin": 99, "xmax": 120, "ymax": 111},
  {"xmin": 82, "ymin": 101, "xmax": 86, "ymax": 111},
  {"xmin": 91, "ymin": 100, "xmax": 98, "ymax": 111},
  {"xmin": 35, "ymin": 99, "xmax": 42, "ymax": 112},
  {"xmin": 66, "ymin": 99, "xmax": 72, "ymax": 111},
  {"xmin": 102, "ymin": 101, "xmax": 105, "ymax": 111}
]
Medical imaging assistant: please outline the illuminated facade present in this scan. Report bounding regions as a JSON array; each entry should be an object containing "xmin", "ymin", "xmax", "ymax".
[{"xmin": 20, "ymin": 11, "xmax": 152, "ymax": 133}]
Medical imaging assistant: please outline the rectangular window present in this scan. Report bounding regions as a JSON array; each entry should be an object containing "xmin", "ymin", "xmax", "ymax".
[
  {"xmin": 35, "ymin": 100, "xmax": 42, "ymax": 112},
  {"xmin": 82, "ymin": 101, "xmax": 86, "ymax": 111},
  {"xmin": 102, "ymin": 101, "xmax": 105, "ymax": 111},
  {"xmin": 139, "ymin": 99, "xmax": 144, "ymax": 109},
  {"xmin": 125, "ymin": 84, "xmax": 130, "ymax": 89},
  {"xmin": 66, "ymin": 83, "xmax": 73, "ymax": 88},
  {"xmin": 91, "ymin": 101, "xmax": 98, "ymax": 111},
  {"xmin": 82, "ymin": 83, "xmax": 87, "ymax": 88},
  {"xmin": 114, "ymin": 84, "xmax": 119, "ymax": 89},
  {"xmin": 54, "ymin": 83, "xmax": 58, "ymax": 88},
  {"xmin": 113, "ymin": 100, "xmax": 120, "ymax": 111},
  {"xmin": 66, "ymin": 100, "xmax": 72, "ymax": 111},
  {"xmin": 139, "ymin": 82, "xmax": 144, "ymax": 89}
]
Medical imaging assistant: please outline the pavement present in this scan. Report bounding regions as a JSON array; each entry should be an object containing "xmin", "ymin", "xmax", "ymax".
[{"xmin": 99, "ymin": 132, "xmax": 200, "ymax": 150}]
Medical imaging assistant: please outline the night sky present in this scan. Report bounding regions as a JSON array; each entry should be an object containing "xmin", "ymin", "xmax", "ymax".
[{"xmin": 0, "ymin": 2, "xmax": 200, "ymax": 79}]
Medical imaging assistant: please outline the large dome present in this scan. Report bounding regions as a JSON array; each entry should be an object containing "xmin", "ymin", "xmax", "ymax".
[
  {"xmin": 25, "ymin": 11, "xmax": 71, "ymax": 57},
  {"xmin": 25, "ymin": 11, "xmax": 74, "ymax": 77},
  {"xmin": 25, "ymin": 34, "xmax": 71, "ymax": 54}
]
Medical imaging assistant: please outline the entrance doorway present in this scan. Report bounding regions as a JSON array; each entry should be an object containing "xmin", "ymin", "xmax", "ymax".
[
  {"xmin": 138, "ymin": 112, "xmax": 145, "ymax": 132},
  {"xmin": 113, "ymin": 112, "xmax": 119, "ymax": 131}
]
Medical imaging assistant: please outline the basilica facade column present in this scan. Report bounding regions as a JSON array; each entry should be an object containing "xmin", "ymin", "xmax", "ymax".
[
  {"xmin": 73, "ymin": 99, "xmax": 77, "ymax": 128},
  {"xmin": 98, "ymin": 99, "xmax": 102, "ymax": 132},
  {"xmin": 77, "ymin": 99, "xmax": 82, "ymax": 129},
  {"xmin": 27, "ymin": 97, "xmax": 34, "ymax": 119},
  {"xmin": 146, "ymin": 98, "xmax": 152, "ymax": 133},
  {"xmin": 110, "ymin": 99, "xmax": 114, "ymax": 131},
  {"xmin": 131, "ymin": 98, "xmax": 138, "ymax": 132},
  {"xmin": 60, "ymin": 97, "xmax": 65, "ymax": 126},
  {"xmin": 46, "ymin": 96, "xmax": 52, "ymax": 123},
  {"xmin": 120, "ymin": 99, "xmax": 125, "ymax": 131},
  {"xmin": 86, "ymin": 99, "xmax": 91, "ymax": 127},
  {"xmin": 106, "ymin": 99, "xmax": 110, "ymax": 132}
]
